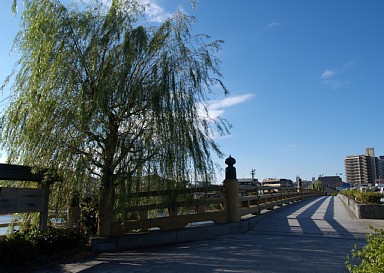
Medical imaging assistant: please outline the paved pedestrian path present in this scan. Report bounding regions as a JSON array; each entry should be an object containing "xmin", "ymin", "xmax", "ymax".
[{"xmin": 34, "ymin": 196, "xmax": 384, "ymax": 273}]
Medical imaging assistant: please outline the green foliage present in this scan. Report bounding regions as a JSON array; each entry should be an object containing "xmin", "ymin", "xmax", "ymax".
[
  {"xmin": 11, "ymin": 0, "xmax": 17, "ymax": 15},
  {"xmin": 0, "ymin": 227, "xmax": 87, "ymax": 270},
  {"xmin": 346, "ymin": 228, "xmax": 384, "ymax": 273},
  {"xmin": 354, "ymin": 192, "xmax": 382, "ymax": 204},
  {"xmin": 311, "ymin": 180, "xmax": 324, "ymax": 191},
  {"xmin": 2, "ymin": 0, "xmax": 230, "ymax": 236},
  {"xmin": 79, "ymin": 195, "xmax": 98, "ymax": 236},
  {"xmin": 339, "ymin": 190, "xmax": 382, "ymax": 204},
  {"xmin": 339, "ymin": 189, "xmax": 357, "ymax": 199}
]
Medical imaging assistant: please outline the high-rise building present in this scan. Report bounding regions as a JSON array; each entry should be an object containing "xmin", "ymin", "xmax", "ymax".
[
  {"xmin": 344, "ymin": 148, "xmax": 377, "ymax": 185},
  {"xmin": 378, "ymin": 156, "xmax": 384, "ymax": 180}
]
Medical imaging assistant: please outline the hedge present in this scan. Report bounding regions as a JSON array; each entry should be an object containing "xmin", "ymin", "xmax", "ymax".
[
  {"xmin": 0, "ymin": 227, "xmax": 87, "ymax": 270},
  {"xmin": 339, "ymin": 190, "xmax": 382, "ymax": 204}
]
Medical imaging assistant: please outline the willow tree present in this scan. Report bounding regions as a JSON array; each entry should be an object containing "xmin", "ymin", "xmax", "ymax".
[{"xmin": 1, "ymin": 0, "xmax": 229, "ymax": 236}]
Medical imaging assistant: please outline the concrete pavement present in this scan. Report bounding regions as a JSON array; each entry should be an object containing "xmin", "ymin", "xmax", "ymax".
[{"xmin": 32, "ymin": 196, "xmax": 384, "ymax": 273}]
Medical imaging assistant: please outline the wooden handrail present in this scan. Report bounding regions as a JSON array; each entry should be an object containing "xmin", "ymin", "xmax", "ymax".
[
  {"xmin": 110, "ymin": 184, "xmax": 319, "ymax": 234},
  {"xmin": 0, "ymin": 163, "xmax": 43, "ymax": 182},
  {"xmin": 1, "ymin": 165, "xmax": 320, "ymax": 236}
]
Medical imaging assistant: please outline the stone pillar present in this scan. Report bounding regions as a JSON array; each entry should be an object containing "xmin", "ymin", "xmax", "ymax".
[
  {"xmin": 67, "ymin": 207, "xmax": 81, "ymax": 228},
  {"xmin": 223, "ymin": 155, "xmax": 240, "ymax": 223},
  {"xmin": 297, "ymin": 178, "xmax": 302, "ymax": 193}
]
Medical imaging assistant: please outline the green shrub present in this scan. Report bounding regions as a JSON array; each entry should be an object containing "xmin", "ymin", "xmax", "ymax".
[
  {"xmin": 79, "ymin": 195, "xmax": 98, "ymax": 236},
  {"xmin": 346, "ymin": 228, "xmax": 384, "ymax": 273},
  {"xmin": 0, "ymin": 232, "xmax": 36, "ymax": 268},
  {"xmin": 354, "ymin": 192, "xmax": 382, "ymax": 204},
  {"xmin": 339, "ymin": 190, "xmax": 382, "ymax": 204},
  {"xmin": 0, "ymin": 227, "xmax": 87, "ymax": 270},
  {"xmin": 339, "ymin": 189, "xmax": 357, "ymax": 199}
]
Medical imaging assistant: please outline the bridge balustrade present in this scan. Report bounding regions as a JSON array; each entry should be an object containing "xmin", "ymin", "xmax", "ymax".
[
  {"xmin": 110, "ymin": 186, "xmax": 226, "ymax": 235},
  {"xmin": 109, "ymin": 184, "xmax": 319, "ymax": 235},
  {"xmin": 0, "ymin": 163, "xmax": 53, "ymax": 231},
  {"xmin": 0, "ymin": 159, "xmax": 321, "ymax": 236}
]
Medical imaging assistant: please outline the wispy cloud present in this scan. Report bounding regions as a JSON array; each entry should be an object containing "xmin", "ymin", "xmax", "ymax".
[
  {"xmin": 197, "ymin": 94, "xmax": 254, "ymax": 139},
  {"xmin": 320, "ymin": 69, "xmax": 335, "ymax": 80},
  {"xmin": 81, "ymin": 0, "xmax": 174, "ymax": 23},
  {"xmin": 207, "ymin": 94, "xmax": 255, "ymax": 119},
  {"xmin": 267, "ymin": 22, "xmax": 280, "ymax": 28},
  {"xmin": 287, "ymin": 144, "xmax": 296, "ymax": 148},
  {"xmin": 320, "ymin": 61, "xmax": 355, "ymax": 89},
  {"xmin": 139, "ymin": 0, "xmax": 173, "ymax": 23}
]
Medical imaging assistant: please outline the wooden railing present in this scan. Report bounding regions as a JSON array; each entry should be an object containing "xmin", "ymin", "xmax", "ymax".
[
  {"xmin": 0, "ymin": 163, "xmax": 54, "ymax": 233},
  {"xmin": 110, "ymin": 185, "xmax": 319, "ymax": 236},
  {"xmin": 0, "ymin": 163, "xmax": 321, "ymax": 237},
  {"xmin": 239, "ymin": 186, "xmax": 319, "ymax": 217},
  {"xmin": 1, "ymin": 185, "xmax": 319, "ymax": 236},
  {"xmin": 0, "ymin": 219, "xmax": 17, "ymax": 230},
  {"xmin": 111, "ymin": 186, "xmax": 226, "ymax": 235},
  {"xmin": 0, "ymin": 212, "xmax": 66, "ymax": 232}
]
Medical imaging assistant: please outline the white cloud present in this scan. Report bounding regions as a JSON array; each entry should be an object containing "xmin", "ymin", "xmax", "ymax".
[
  {"xmin": 322, "ymin": 78, "xmax": 350, "ymax": 90},
  {"xmin": 342, "ymin": 60, "xmax": 355, "ymax": 69},
  {"xmin": 197, "ymin": 94, "xmax": 254, "ymax": 140},
  {"xmin": 80, "ymin": 0, "xmax": 174, "ymax": 23},
  {"xmin": 207, "ymin": 94, "xmax": 255, "ymax": 119},
  {"xmin": 267, "ymin": 22, "xmax": 280, "ymax": 28},
  {"xmin": 320, "ymin": 69, "xmax": 335, "ymax": 79},
  {"xmin": 320, "ymin": 61, "xmax": 355, "ymax": 89},
  {"xmin": 139, "ymin": 0, "xmax": 173, "ymax": 23}
]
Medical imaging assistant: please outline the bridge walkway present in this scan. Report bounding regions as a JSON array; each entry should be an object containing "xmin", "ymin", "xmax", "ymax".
[{"xmin": 34, "ymin": 196, "xmax": 384, "ymax": 273}]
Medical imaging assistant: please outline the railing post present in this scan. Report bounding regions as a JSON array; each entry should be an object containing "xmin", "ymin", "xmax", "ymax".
[
  {"xmin": 297, "ymin": 178, "xmax": 304, "ymax": 199},
  {"xmin": 223, "ymin": 155, "xmax": 240, "ymax": 223},
  {"xmin": 297, "ymin": 178, "xmax": 302, "ymax": 193}
]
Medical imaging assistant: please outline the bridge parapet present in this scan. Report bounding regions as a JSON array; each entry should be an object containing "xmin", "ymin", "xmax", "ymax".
[
  {"xmin": 0, "ymin": 160, "xmax": 320, "ymax": 239},
  {"xmin": 0, "ymin": 163, "xmax": 57, "ymax": 231},
  {"xmin": 91, "ymin": 156, "xmax": 320, "ymax": 251},
  {"xmin": 109, "ymin": 156, "xmax": 320, "ymax": 235}
]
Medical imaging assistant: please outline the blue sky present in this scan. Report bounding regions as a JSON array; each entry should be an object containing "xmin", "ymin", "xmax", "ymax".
[{"xmin": 1, "ymin": 0, "xmax": 384, "ymax": 183}]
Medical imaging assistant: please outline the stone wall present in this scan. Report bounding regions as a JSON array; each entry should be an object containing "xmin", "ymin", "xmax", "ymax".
[{"xmin": 338, "ymin": 194, "xmax": 384, "ymax": 219}]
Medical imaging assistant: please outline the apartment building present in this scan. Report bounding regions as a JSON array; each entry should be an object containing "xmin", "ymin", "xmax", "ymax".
[
  {"xmin": 344, "ymin": 148, "xmax": 378, "ymax": 185},
  {"xmin": 378, "ymin": 156, "xmax": 384, "ymax": 180}
]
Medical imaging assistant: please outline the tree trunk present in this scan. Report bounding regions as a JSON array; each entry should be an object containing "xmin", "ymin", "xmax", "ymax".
[
  {"xmin": 97, "ymin": 178, "xmax": 114, "ymax": 237},
  {"xmin": 97, "ymin": 161, "xmax": 116, "ymax": 237},
  {"xmin": 98, "ymin": 113, "xmax": 119, "ymax": 237}
]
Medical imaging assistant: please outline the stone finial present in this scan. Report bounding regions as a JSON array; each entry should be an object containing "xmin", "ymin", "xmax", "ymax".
[{"xmin": 225, "ymin": 155, "xmax": 237, "ymax": 180}]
